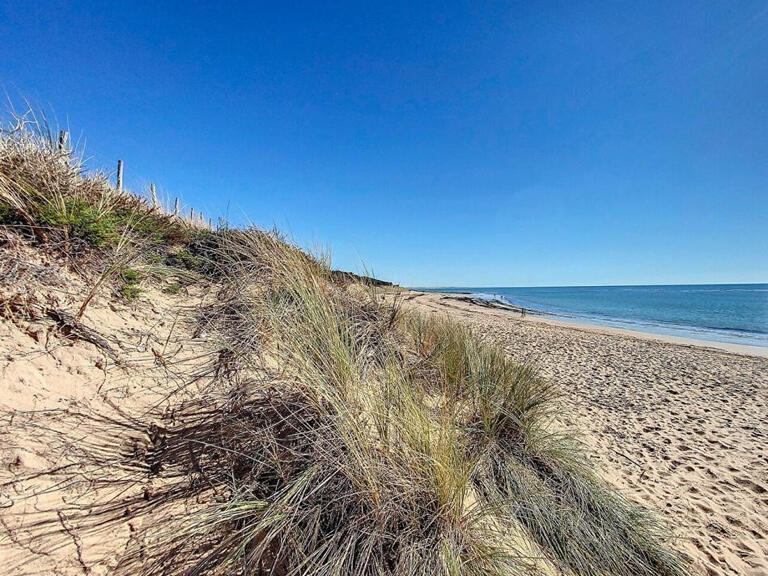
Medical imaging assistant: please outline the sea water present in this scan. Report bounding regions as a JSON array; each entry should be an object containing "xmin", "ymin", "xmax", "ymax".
[{"xmin": 419, "ymin": 284, "xmax": 768, "ymax": 348}]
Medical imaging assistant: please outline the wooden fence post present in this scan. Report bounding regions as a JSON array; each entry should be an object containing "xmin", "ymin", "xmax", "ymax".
[
  {"xmin": 116, "ymin": 160, "xmax": 124, "ymax": 191},
  {"xmin": 58, "ymin": 130, "xmax": 68, "ymax": 151},
  {"xmin": 173, "ymin": 198, "xmax": 179, "ymax": 217},
  {"xmin": 150, "ymin": 183, "xmax": 158, "ymax": 208}
]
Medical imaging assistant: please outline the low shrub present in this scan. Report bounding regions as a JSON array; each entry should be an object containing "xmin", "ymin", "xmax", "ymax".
[{"xmin": 119, "ymin": 267, "xmax": 142, "ymax": 300}]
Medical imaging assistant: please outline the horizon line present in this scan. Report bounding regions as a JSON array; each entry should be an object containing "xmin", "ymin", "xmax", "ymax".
[{"xmin": 409, "ymin": 281, "xmax": 768, "ymax": 290}]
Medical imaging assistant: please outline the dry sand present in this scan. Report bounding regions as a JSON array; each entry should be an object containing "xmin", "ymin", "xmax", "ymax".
[
  {"xmin": 0, "ymin": 240, "xmax": 216, "ymax": 575},
  {"xmin": 402, "ymin": 291, "xmax": 768, "ymax": 576}
]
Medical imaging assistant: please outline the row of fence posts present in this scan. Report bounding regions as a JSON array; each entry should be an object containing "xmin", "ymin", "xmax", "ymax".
[{"xmin": 58, "ymin": 130, "xmax": 213, "ymax": 230}]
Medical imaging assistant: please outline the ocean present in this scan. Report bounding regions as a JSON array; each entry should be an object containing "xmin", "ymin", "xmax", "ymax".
[{"xmin": 419, "ymin": 284, "xmax": 768, "ymax": 348}]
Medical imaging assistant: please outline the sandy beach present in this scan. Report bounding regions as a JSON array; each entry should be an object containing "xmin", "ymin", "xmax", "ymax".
[{"xmin": 403, "ymin": 291, "xmax": 768, "ymax": 576}]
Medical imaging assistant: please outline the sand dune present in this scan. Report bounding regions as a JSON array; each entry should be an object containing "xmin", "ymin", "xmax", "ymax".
[
  {"xmin": 2, "ymin": 247, "xmax": 765, "ymax": 575},
  {"xmin": 404, "ymin": 291, "xmax": 768, "ymax": 576}
]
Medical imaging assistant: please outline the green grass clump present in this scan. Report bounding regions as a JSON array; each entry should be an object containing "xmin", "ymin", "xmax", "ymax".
[
  {"xmin": 166, "ymin": 247, "xmax": 204, "ymax": 272},
  {"xmin": 119, "ymin": 267, "xmax": 142, "ymax": 300},
  {"xmin": 37, "ymin": 197, "xmax": 119, "ymax": 246}
]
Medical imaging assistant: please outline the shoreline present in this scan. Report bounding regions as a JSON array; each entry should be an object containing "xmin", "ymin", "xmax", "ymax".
[{"xmin": 419, "ymin": 291, "xmax": 768, "ymax": 358}]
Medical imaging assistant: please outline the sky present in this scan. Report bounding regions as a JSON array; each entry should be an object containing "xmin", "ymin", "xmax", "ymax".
[{"xmin": 1, "ymin": 1, "xmax": 766, "ymax": 287}]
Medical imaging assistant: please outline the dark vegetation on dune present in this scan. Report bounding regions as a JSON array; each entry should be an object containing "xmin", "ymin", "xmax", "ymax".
[{"xmin": 0, "ymin": 113, "xmax": 689, "ymax": 576}]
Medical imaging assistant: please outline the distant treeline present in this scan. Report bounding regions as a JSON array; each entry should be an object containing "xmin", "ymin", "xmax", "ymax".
[{"xmin": 331, "ymin": 270, "xmax": 395, "ymax": 287}]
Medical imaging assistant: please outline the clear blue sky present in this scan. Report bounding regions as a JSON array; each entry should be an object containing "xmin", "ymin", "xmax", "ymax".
[{"xmin": 2, "ymin": 1, "xmax": 766, "ymax": 287}]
